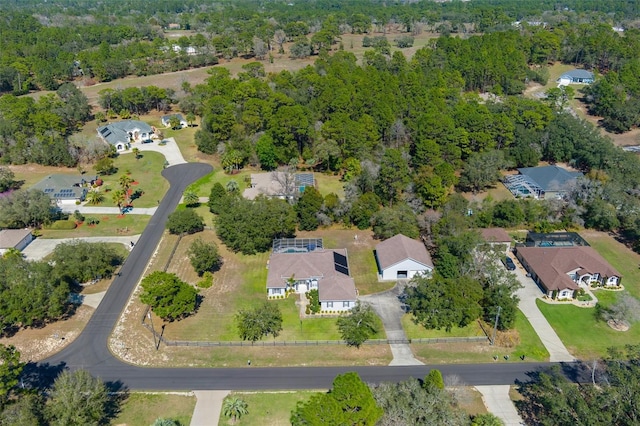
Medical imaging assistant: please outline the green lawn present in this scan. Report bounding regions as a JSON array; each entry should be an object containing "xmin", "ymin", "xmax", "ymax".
[
  {"xmin": 113, "ymin": 392, "xmax": 195, "ymax": 426},
  {"xmin": 537, "ymin": 294, "xmax": 640, "ymax": 359},
  {"xmin": 40, "ymin": 214, "xmax": 150, "ymax": 238},
  {"xmin": 584, "ymin": 233, "xmax": 640, "ymax": 299},
  {"xmin": 410, "ymin": 310, "xmax": 548, "ymax": 363},
  {"xmin": 98, "ymin": 151, "xmax": 169, "ymax": 208},
  {"xmin": 402, "ymin": 314, "xmax": 486, "ymax": 339},
  {"xmin": 219, "ymin": 391, "xmax": 322, "ymax": 426}
]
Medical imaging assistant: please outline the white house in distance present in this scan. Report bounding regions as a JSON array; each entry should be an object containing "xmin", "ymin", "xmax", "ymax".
[
  {"xmin": 266, "ymin": 238, "xmax": 357, "ymax": 312},
  {"xmin": 375, "ymin": 234, "xmax": 434, "ymax": 280},
  {"xmin": 0, "ymin": 229, "xmax": 34, "ymax": 255},
  {"xmin": 161, "ymin": 113, "xmax": 188, "ymax": 129},
  {"xmin": 557, "ymin": 69, "xmax": 595, "ymax": 86},
  {"xmin": 97, "ymin": 120, "xmax": 154, "ymax": 151}
]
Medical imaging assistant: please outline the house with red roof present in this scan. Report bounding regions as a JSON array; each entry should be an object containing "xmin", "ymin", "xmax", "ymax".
[{"xmin": 516, "ymin": 244, "xmax": 621, "ymax": 299}]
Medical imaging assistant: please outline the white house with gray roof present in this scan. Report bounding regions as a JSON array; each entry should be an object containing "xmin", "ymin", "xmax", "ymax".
[
  {"xmin": 557, "ymin": 69, "xmax": 594, "ymax": 86},
  {"xmin": 375, "ymin": 234, "xmax": 434, "ymax": 280},
  {"xmin": 97, "ymin": 120, "xmax": 154, "ymax": 151}
]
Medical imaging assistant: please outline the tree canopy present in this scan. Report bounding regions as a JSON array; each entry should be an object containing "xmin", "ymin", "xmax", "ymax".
[
  {"xmin": 235, "ymin": 302, "xmax": 283, "ymax": 343},
  {"xmin": 140, "ymin": 271, "xmax": 199, "ymax": 321},
  {"xmin": 50, "ymin": 241, "xmax": 123, "ymax": 284}
]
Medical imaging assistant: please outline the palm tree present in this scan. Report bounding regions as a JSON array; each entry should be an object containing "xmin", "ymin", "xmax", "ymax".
[
  {"xmin": 183, "ymin": 191, "xmax": 199, "ymax": 207},
  {"xmin": 132, "ymin": 147, "xmax": 140, "ymax": 160},
  {"xmin": 226, "ymin": 180, "xmax": 239, "ymax": 194},
  {"xmin": 85, "ymin": 190, "xmax": 105, "ymax": 205},
  {"xmin": 119, "ymin": 174, "xmax": 134, "ymax": 203},
  {"xmin": 222, "ymin": 397, "xmax": 248, "ymax": 424},
  {"xmin": 186, "ymin": 112, "xmax": 196, "ymax": 127},
  {"xmin": 112, "ymin": 190, "xmax": 126, "ymax": 214},
  {"xmin": 119, "ymin": 174, "xmax": 134, "ymax": 191}
]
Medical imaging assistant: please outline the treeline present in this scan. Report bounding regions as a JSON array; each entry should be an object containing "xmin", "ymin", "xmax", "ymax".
[
  {"xmin": 189, "ymin": 28, "xmax": 640, "ymax": 252},
  {"xmin": 0, "ymin": 242, "xmax": 122, "ymax": 336},
  {"xmin": 1, "ymin": 0, "xmax": 639, "ymax": 94},
  {"xmin": 0, "ymin": 83, "xmax": 92, "ymax": 166}
]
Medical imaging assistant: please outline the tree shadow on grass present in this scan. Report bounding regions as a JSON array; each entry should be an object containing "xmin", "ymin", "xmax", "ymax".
[{"xmin": 105, "ymin": 380, "xmax": 129, "ymax": 423}]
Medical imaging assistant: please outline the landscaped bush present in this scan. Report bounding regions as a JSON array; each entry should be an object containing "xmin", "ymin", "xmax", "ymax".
[
  {"xmin": 196, "ymin": 271, "xmax": 214, "ymax": 288},
  {"xmin": 48, "ymin": 220, "xmax": 77, "ymax": 230},
  {"xmin": 308, "ymin": 289, "xmax": 321, "ymax": 314}
]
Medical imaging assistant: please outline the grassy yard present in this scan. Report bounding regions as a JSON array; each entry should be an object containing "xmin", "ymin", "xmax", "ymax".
[
  {"xmin": 583, "ymin": 231, "xmax": 640, "ymax": 299},
  {"xmin": 537, "ymin": 292, "xmax": 640, "ymax": 359},
  {"xmin": 219, "ymin": 391, "xmax": 321, "ymax": 426},
  {"xmin": 161, "ymin": 228, "xmax": 386, "ymax": 342},
  {"xmin": 402, "ymin": 315, "xmax": 486, "ymax": 339},
  {"xmin": 97, "ymin": 150, "xmax": 168, "ymax": 208},
  {"xmin": 113, "ymin": 392, "xmax": 195, "ymax": 426},
  {"xmin": 219, "ymin": 387, "xmax": 485, "ymax": 425},
  {"xmin": 410, "ymin": 310, "xmax": 549, "ymax": 363},
  {"xmin": 40, "ymin": 214, "xmax": 149, "ymax": 238}
]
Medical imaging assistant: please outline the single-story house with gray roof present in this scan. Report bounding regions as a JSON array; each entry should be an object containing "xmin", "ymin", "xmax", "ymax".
[
  {"xmin": 31, "ymin": 174, "xmax": 90, "ymax": 205},
  {"xmin": 557, "ymin": 69, "xmax": 594, "ymax": 85},
  {"xmin": 504, "ymin": 165, "xmax": 583, "ymax": 200},
  {"xmin": 266, "ymin": 241, "xmax": 357, "ymax": 312},
  {"xmin": 0, "ymin": 228, "xmax": 33, "ymax": 255},
  {"xmin": 375, "ymin": 234, "xmax": 433, "ymax": 280},
  {"xmin": 97, "ymin": 120, "xmax": 154, "ymax": 151}
]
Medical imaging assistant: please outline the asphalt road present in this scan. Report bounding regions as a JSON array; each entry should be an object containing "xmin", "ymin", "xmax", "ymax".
[{"xmin": 36, "ymin": 162, "xmax": 587, "ymax": 391}]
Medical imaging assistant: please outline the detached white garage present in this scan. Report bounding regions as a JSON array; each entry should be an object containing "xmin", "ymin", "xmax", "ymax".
[{"xmin": 375, "ymin": 234, "xmax": 434, "ymax": 281}]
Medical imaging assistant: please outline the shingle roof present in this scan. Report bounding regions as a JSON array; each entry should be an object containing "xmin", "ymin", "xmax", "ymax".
[
  {"xmin": 97, "ymin": 120, "xmax": 153, "ymax": 146},
  {"xmin": 161, "ymin": 114, "xmax": 185, "ymax": 122},
  {"xmin": 560, "ymin": 69, "xmax": 594, "ymax": 80},
  {"xmin": 31, "ymin": 174, "xmax": 88, "ymax": 200},
  {"xmin": 481, "ymin": 228, "xmax": 511, "ymax": 243},
  {"xmin": 517, "ymin": 246, "xmax": 620, "ymax": 292},
  {"xmin": 0, "ymin": 229, "xmax": 32, "ymax": 249},
  {"xmin": 375, "ymin": 234, "xmax": 433, "ymax": 270},
  {"xmin": 517, "ymin": 165, "xmax": 583, "ymax": 192},
  {"xmin": 267, "ymin": 249, "xmax": 356, "ymax": 302}
]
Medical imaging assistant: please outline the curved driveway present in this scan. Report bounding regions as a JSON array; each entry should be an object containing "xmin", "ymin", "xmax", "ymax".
[{"xmin": 37, "ymin": 162, "xmax": 584, "ymax": 391}]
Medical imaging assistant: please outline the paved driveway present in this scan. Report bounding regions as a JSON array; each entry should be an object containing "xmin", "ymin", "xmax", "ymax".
[
  {"xmin": 23, "ymin": 235, "xmax": 141, "ymax": 261},
  {"xmin": 131, "ymin": 137, "xmax": 186, "ymax": 166},
  {"xmin": 510, "ymin": 256, "xmax": 575, "ymax": 362},
  {"xmin": 360, "ymin": 282, "xmax": 424, "ymax": 366}
]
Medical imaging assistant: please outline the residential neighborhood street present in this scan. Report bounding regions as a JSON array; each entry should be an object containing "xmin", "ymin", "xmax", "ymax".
[{"xmin": 360, "ymin": 282, "xmax": 424, "ymax": 366}]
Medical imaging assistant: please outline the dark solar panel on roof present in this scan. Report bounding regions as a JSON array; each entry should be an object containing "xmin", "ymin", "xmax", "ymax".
[{"xmin": 333, "ymin": 251, "xmax": 349, "ymax": 275}]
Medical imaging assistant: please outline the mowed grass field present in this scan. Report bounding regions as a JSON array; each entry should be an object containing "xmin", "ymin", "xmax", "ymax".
[
  {"xmin": 537, "ymin": 231, "xmax": 640, "ymax": 359},
  {"xmin": 96, "ymin": 150, "xmax": 169, "ymax": 208},
  {"xmin": 219, "ymin": 391, "xmax": 321, "ymax": 426},
  {"xmin": 113, "ymin": 393, "xmax": 195, "ymax": 426}
]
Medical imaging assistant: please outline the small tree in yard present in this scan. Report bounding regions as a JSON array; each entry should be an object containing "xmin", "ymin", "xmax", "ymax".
[
  {"xmin": 336, "ymin": 302, "xmax": 378, "ymax": 348},
  {"xmin": 188, "ymin": 238, "xmax": 222, "ymax": 276},
  {"xmin": 222, "ymin": 397, "xmax": 248, "ymax": 424},
  {"xmin": 140, "ymin": 271, "xmax": 198, "ymax": 321},
  {"xmin": 46, "ymin": 369, "xmax": 111, "ymax": 426},
  {"xmin": 166, "ymin": 209, "xmax": 204, "ymax": 235},
  {"xmin": 183, "ymin": 191, "xmax": 200, "ymax": 207},
  {"xmin": 236, "ymin": 302, "xmax": 283, "ymax": 343},
  {"xmin": 424, "ymin": 369, "xmax": 444, "ymax": 390},
  {"xmin": 152, "ymin": 418, "xmax": 180, "ymax": 426}
]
